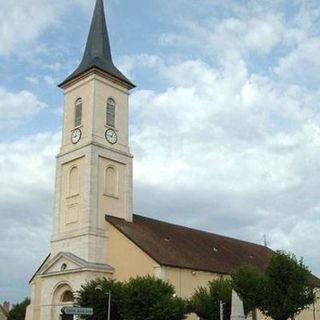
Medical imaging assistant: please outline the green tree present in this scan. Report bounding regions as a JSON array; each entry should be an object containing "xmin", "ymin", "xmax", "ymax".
[
  {"xmin": 120, "ymin": 275, "xmax": 187, "ymax": 320},
  {"xmin": 232, "ymin": 251, "xmax": 316, "ymax": 320},
  {"xmin": 231, "ymin": 265, "xmax": 265, "ymax": 313},
  {"xmin": 190, "ymin": 278, "xmax": 232, "ymax": 320},
  {"xmin": 7, "ymin": 298, "xmax": 30, "ymax": 320},
  {"xmin": 75, "ymin": 277, "xmax": 123, "ymax": 320}
]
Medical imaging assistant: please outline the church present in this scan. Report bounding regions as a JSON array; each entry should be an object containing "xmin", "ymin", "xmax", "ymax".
[{"xmin": 25, "ymin": 1, "xmax": 320, "ymax": 319}]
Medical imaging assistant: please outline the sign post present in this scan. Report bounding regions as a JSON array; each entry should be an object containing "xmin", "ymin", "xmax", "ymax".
[{"xmin": 61, "ymin": 307, "xmax": 94, "ymax": 317}]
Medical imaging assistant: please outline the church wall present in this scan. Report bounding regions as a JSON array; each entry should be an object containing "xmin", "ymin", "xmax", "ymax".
[
  {"xmin": 106, "ymin": 222, "xmax": 159, "ymax": 281},
  {"xmin": 51, "ymin": 152, "xmax": 103, "ymax": 262},
  {"xmin": 98, "ymin": 157, "xmax": 127, "ymax": 221},
  {"xmin": 39, "ymin": 270, "xmax": 111, "ymax": 320},
  {"xmin": 163, "ymin": 266, "xmax": 221, "ymax": 298},
  {"xmin": 59, "ymin": 157, "xmax": 86, "ymax": 233},
  {"xmin": 51, "ymin": 232, "xmax": 108, "ymax": 266},
  {"xmin": 34, "ymin": 277, "xmax": 43, "ymax": 320},
  {"xmin": 26, "ymin": 276, "xmax": 43, "ymax": 320}
]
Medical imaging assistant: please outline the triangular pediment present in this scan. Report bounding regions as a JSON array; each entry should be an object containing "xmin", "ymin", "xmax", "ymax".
[{"xmin": 39, "ymin": 252, "xmax": 114, "ymax": 276}]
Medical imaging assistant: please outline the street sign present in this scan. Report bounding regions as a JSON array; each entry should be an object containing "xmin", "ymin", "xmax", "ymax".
[{"xmin": 62, "ymin": 307, "xmax": 93, "ymax": 315}]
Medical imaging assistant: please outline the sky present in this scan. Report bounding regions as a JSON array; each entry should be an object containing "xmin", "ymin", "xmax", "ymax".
[{"xmin": 1, "ymin": 0, "xmax": 320, "ymax": 304}]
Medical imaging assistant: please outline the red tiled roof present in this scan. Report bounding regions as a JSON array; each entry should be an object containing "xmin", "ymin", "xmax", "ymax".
[{"xmin": 105, "ymin": 214, "xmax": 320, "ymax": 287}]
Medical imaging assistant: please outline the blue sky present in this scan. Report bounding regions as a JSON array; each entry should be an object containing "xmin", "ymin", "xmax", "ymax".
[{"xmin": 2, "ymin": 0, "xmax": 320, "ymax": 304}]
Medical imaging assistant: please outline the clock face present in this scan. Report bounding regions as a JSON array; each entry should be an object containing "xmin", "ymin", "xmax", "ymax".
[
  {"xmin": 71, "ymin": 128, "xmax": 82, "ymax": 144},
  {"xmin": 105, "ymin": 129, "xmax": 118, "ymax": 145}
]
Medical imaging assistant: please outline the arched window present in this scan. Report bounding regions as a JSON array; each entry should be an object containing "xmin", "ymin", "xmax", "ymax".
[
  {"xmin": 74, "ymin": 98, "xmax": 82, "ymax": 127},
  {"xmin": 61, "ymin": 290, "xmax": 74, "ymax": 303},
  {"xmin": 105, "ymin": 166, "xmax": 118, "ymax": 196},
  {"xmin": 69, "ymin": 166, "xmax": 79, "ymax": 195},
  {"xmin": 106, "ymin": 98, "xmax": 116, "ymax": 128}
]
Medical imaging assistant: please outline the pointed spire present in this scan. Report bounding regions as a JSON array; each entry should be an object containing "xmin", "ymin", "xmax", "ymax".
[
  {"xmin": 59, "ymin": 0, "xmax": 134, "ymax": 88},
  {"xmin": 84, "ymin": 0, "xmax": 113, "ymax": 64}
]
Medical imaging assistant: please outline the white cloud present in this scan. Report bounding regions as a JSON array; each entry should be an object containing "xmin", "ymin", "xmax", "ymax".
[
  {"xmin": 0, "ymin": 88, "xmax": 46, "ymax": 128},
  {"xmin": 25, "ymin": 75, "xmax": 57, "ymax": 87},
  {"xmin": 129, "ymin": 54, "xmax": 320, "ymax": 275},
  {"xmin": 44, "ymin": 75, "xmax": 56, "ymax": 87},
  {"xmin": 0, "ymin": 132, "xmax": 59, "ymax": 199},
  {"xmin": 0, "ymin": 1, "xmax": 60, "ymax": 56},
  {"xmin": 0, "ymin": 132, "xmax": 60, "ymax": 302},
  {"xmin": 25, "ymin": 76, "xmax": 39, "ymax": 85},
  {"xmin": 160, "ymin": 13, "xmax": 284, "ymax": 64},
  {"xmin": 275, "ymin": 38, "xmax": 320, "ymax": 82},
  {"xmin": 118, "ymin": 54, "xmax": 164, "ymax": 79},
  {"xmin": 158, "ymin": 0, "xmax": 320, "ymax": 87},
  {"xmin": 0, "ymin": 0, "xmax": 95, "ymax": 57},
  {"xmin": 43, "ymin": 62, "xmax": 62, "ymax": 72}
]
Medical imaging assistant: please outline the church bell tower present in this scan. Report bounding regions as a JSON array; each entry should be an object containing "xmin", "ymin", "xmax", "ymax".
[
  {"xmin": 26, "ymin": 1, "xmax": 135, "ymax": 319},
  {"xmin": 51, "ymin": 0, "xmax": 135, "ymax": 262}
]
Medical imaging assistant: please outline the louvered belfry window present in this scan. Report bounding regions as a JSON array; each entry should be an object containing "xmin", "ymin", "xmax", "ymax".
[
  {"xmin": 74, "ymin": 98, "xmax": 82, "ymax": 127},
  {"xmin": 106, "ymin": 98, "xmax": 116, "ymax": 128}
]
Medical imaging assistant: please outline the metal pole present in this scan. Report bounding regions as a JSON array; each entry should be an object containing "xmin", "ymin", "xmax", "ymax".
[
  {"xmin": 107, "ymin": 291, "xmax": 111, "ymax": 320},
  {"xmin": 220, "ymin": 301, "xmax": 223, "ymax": 320}
]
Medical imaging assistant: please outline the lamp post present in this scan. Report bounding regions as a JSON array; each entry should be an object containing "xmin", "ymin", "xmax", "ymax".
[
  {"xmin": 219, "ymin": 300, "xmax": 224, "ymax": 320},
  {"xmin": 107, "ymin": 291, "xmax": 111, "ymax": 320},
  {"xmin": 95, "ymin": 285, "xmax": 111, "ymax": 320}
]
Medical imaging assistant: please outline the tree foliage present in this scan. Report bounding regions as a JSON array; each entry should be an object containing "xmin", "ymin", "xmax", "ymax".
[
  {"xmin": 190, "ymin": 278, "xmax": 232, "ymax": 320},
  {"xmin": 120, "ymin": 276, "xmax": 187, "ymax": 320},
  {"xmin": 232, "ymin": 251, "xmax": 315, "ymax": 320},
  {"xmin": 7, "ymin": 297, "xmax": 30, "ymax": 320},
  {"xmin": 75, "ymin": 277, "xmax": 123, "ymax": 320},
  {"xmin": 231, "ymin": 265, "xmax": 265, "ymax": 312},
  {"xmin": 76, "ymin": 276, "xmax": 187, "ymax": 320}
]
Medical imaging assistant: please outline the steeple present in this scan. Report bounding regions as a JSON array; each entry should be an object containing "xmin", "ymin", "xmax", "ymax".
[{"xmin": 59, "ymin": 0, "xmax": 134, "ymax": 88}]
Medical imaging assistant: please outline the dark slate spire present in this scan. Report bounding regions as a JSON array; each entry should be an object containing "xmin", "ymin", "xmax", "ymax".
[{"xmin": 59, "ymin": 0, "xmax": 134, "ymax": 88}]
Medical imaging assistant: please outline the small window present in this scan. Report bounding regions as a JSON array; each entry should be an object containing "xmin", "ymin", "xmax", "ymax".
[
  {"xmin": 74, "ymin": 98, "xmax": 82, "ymax": 127},
  {"xmin": 106, "ymin": 98, "xmax": 116, "ymax": 128}
]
